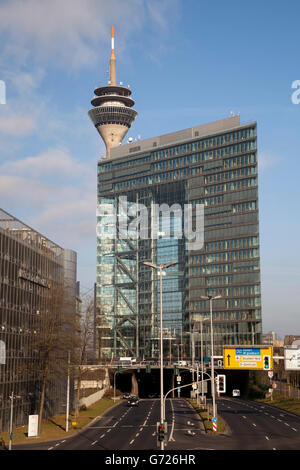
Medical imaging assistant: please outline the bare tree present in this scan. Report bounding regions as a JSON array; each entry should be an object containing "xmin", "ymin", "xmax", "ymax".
[
  {"xmin": 31, "ymin": 281, "xmax": 80, "ymax": 434},
  {"xmin": 74, "ymin": 296, "xmax": 95, "ymax": 418}
]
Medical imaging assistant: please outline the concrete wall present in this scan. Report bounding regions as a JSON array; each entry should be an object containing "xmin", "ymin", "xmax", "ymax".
[{"xmin": 79, "ymin": 388, "xmax": 108, "ymax": 408}]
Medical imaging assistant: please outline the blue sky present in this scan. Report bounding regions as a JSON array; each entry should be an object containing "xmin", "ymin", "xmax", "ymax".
[{"xmin": 0, "ymin": 0, "xmax": 299, "ymax": 337}]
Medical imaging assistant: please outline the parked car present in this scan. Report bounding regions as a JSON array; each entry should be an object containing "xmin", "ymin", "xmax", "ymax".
[
  {"xmin": 127, "ymin": 396, "xmax": 139, "ymax": 406},
  {"xmin": 232, "ymin": 389, "xmax": 240, "ymax": 397}
]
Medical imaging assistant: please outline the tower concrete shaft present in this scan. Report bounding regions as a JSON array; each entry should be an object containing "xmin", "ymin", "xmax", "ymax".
[{"xmin": 88, "ymin": 26, "xmax": 137, "ymax": 158}]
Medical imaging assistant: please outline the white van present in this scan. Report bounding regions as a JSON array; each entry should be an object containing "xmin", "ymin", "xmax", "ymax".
[
  {"xmin": 232, "ymin": 389, "xmax": 240, "ymax": 397},
  {"xmin": 174, "ymin": 360, "xmax": 187, "ymax": 366}
]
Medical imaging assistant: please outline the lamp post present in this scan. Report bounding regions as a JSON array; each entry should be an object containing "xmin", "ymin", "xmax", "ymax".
[
  {"xmin": 198, "ymin": 316, "xmax": 210, "ymax": 402},
  {"xmin": 200, "ymin": 295, "xmax": 222, "ymax": 428},
  {"xmin": 8, "ymin": 391, "xmax": 21, "ymax": 450},
  {"xmin": 66, "ymin": 351, "xmax": 70, "ymax": 432},
  {"xmin": 143, "ymin": 260, "xmax": 177, "ymax": 450}
]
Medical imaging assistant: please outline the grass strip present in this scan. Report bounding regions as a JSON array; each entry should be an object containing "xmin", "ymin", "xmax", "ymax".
[
  {"xmin": 186, "ymin": 398, "xmax": 226, "ymax": 434},
  {"xmin": 255, "ymin": 391, "xmax": 300, "ymax": 417},
  {"xmin": 0, "ymin": 396, "xmax": 116, "ymax": 446}
]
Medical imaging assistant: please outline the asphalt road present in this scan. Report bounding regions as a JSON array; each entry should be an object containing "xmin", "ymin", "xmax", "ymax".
[{"xmin": 12, "ymin": 397, "xmax": 300, "ymax": 451}]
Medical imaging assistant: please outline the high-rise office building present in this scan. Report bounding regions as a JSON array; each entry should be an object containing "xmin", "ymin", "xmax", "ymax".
[
  {"xmin": 0, "ymin": 209, "xmax": 78, "ymax": 432},
  {"xmin": 91, "ymin": 29, "xmax": 262, "ymax": 361}
]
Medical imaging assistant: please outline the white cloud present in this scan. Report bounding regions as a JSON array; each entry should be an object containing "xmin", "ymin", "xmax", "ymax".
[
  {"xmin": 0, "ymin": 0, "xmax": 141, "ymax": 69},
  {"xmin": 0, "ymin": 0, "xmax": 180, "ymax": 69},
  {"xmin": 258, "ymin": 151, "xmax": 281, "ymax": 171},
  {"xmin": 0, "ymin": 114, "xmax": 36, "ymax": 136},
  {"xmin": 0, "ymin": 148, "xmax": 97, "ymax": 248},
  {"xmin": 1, "ymin": 148, "xmax": 90, "ymax": 179}
]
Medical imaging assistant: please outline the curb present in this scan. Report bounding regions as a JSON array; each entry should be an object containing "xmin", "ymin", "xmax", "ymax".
[{"xmin": 12, "ymin": 399, "xmax": 123, "ymax": 448}]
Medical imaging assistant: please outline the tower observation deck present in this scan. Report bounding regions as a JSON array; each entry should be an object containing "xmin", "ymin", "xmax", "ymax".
[{"xmin": 88, "ymin": 26, "xmax": 138, "ymax": 158}]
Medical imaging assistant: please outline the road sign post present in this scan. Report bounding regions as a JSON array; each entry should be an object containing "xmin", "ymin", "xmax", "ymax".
[{"xmin": 212, "ymin": 416, "xmax": 217, "ymax": 432}]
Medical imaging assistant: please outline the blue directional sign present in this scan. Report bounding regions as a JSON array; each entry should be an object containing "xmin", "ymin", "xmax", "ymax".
[
  {"xmin": 236, "ymin": 348, "xmax": 261, "ymax": 355},
  {"xmin": 212, "ymin": 417, "xmax": 217, "ymax": 423}
]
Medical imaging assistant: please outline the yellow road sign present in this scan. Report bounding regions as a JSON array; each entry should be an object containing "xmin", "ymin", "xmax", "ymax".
[{"xmin": 223, "ymin": 345, "xmax": 273, "ymax": 370}]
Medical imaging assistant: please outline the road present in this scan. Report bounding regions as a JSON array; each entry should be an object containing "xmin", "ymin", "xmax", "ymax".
[
  {"xmin": 213, "ymin": 397, "xmax": 300, "ymax": 450},
  {"xmin": 12, "ymin": 397, "xmax": 300, "ymax": 450}
]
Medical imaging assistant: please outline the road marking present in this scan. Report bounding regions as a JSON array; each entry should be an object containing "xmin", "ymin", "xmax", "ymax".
[
  {"xmin": 168, "ymin": 400, "xmax": 176, "ymax": 442},
  {"xmin": 129, "ymin": 439, "xmax": 135, "ymax": 445},
  {"xmin": 136, "ymin": 433, "xmax": 140, "ymax": 437},
  {"xmin": 265, "ymin": 436, "xmax": 269, "ymax": 440},
  {"xmin": 61, "ymin": 440, "xmax": 66, "ymax": 443},
  {"xmin": 292, "ymin": 428, "xmax": 297, "ymax": 432},
  {"xmin": 48, "ymin": 447, "xmax": 54, "ymax": 450},
  {"xmin": 284, "ymin": 423, "xmax": 290, "ymax": 427},
  {"xmin": 91, "ymin": 441, "xmax": 97, "ymax": 446},
  {"xmin": 242, "ymin": 416, "xmax": 247, "ymax": 419},
  {"xmin": 100, "ymin": 434, "xmax": 105, "ymax": 439},
  {"xmin": 252, "ymin": 423, "xmax": 257, "ymax": 427},
  {"xmin": 107, "ymin": 428, "xmax": 111, "ymax": 433}
]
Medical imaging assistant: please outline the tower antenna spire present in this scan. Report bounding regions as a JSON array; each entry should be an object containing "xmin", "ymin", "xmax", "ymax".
[{"xmin": 109, "ymin": 25, "xmax": 116, "ymax": 86}]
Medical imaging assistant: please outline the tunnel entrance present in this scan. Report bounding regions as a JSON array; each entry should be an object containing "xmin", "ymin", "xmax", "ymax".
[{"xmin": 111, "ymin": 367, "xmax": 250, "ymax": 398}]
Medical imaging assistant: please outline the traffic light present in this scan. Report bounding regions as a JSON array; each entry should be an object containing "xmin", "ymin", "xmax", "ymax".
[
  {"xmin": 216, "ymin": 374, "xmax": 226, "ymax": 393},
  {"xmin": 263, "ymin": 355, "xmax": 270, "ymax": 370},
  {"xmin": 156, "ymin": 422, "xmax": 168, "ymax": 446},
  {"xmin": 158, "ymin": 424, "xmax": 165, "ymax": 441}
]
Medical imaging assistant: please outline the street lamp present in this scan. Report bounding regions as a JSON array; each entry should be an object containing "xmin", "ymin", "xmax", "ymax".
[
  {"xmin": 8, "ymin": 391, "xmax": 21, "ymax": 450},
  {"xmin": 190, "ymin": 315, "xmax": 209, "ymax": 403},
  {"xmin": 143, "ymin": 260, "xmax": 177, "ymax": 450},
  {"xmin": 200, "ymin": 295, "xmax": 222, "ymax": 429}
]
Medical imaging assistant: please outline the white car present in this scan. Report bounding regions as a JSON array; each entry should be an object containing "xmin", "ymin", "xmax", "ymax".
[{"xmin": 232, "ymin": 389, "xmax": 240, "ymax": 397}]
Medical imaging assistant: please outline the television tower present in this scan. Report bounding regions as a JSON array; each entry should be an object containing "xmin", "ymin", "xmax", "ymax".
[{"xmin": 88, "ymin": 26, "xmax": 138, "ymax": 158}]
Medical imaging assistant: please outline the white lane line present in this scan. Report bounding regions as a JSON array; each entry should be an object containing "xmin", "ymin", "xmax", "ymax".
[
  {"xmin": 292, "ymin": 428, "xmax": 298, "ymax": 432},
  {"xmin": 252, "ymin": 423, "xmax": 257, "ymax": 427},
  {"xmin": 100, "ymin": 434, "xmax": 105, "ymax": 439},
  {"xmin": 284, "ymin": 423, "xmax": 290, "ymax": 427},
  {"xmin": 91, "ymin": 441, "xmax": 97, "ymax": 446},
  {"xmin": 61, "ymin": 440, "xmax": 66, "ymax": 443},
  {"xmin": 129, "ymin": 439, "xmax": 135, "ymax": 445},
  {"xmin": 135, "ymin": 433, "xmax": 140, "ymax": 437},
  {"xmin": 107, "ymin": 428, "xmax": 111, "ymax": 433},
  {"xmin": 48, "ymin": 447, "xmax": 54, "ymax": 450},
  {"xmin": 265, "ymin": 436, "xmax": 269, "ymax": 440},
  {"xmin": 242, "ymin": 416, "xmax": 247, "ymax": 419},
  {"xmin": 168, "ymin": 400, "xmax": 176, "ymax": 442}
]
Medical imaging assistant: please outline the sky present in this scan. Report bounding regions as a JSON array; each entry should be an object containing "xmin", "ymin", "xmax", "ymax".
[{"xmin": 0, "ymin": 0, "xmax": 299, "ymax": 338}]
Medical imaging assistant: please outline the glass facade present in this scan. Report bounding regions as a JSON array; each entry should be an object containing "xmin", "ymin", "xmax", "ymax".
[
  {"xmin": 96, "ymin": 118, "xmax": 262, "ymax": 360},
  {"xmin": 0, "ymin": 209, "xmax": 66, "ymax": 432}
]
